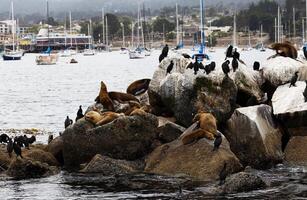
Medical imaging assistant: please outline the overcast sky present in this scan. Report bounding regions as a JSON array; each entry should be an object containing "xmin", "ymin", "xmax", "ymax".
[{"xmin": 0, "ymin": 0, "xmax": 266, "ymax": 15}]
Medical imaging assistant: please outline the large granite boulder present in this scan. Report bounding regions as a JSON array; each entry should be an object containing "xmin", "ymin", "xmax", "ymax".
[
  {"xmin": 80, "ymin": 154, "xmax": 141, "ymax": 174},
  {"xmin": 145, "ymin": 135, "xmax": 243, "ymax": 181},
  {"xmin": 225, "ymin": 105, "xmax": 283, "ymax": 169},
  {"xmin": 272, "ymin": 81, "xmax": 307, "ymax": 136},
  {"xmin": 262, "ymin": 57, "xmax": 307, "ymax": 87},
  {"xmin": 148, "ymin": 55, "xmax": 264, "ymax": 126},
  {"xmin": 158, "ymin": 121, "xmax": 185, "ymax": 143},
  {"xmin": 62, "ymin": 114, "xmax": 158, "ymax": 168},
  {"xmin": 7, "ymin": 158, "xmax": 59, "ymax": 179},
  {"xmin": 45, "ymin": 136, "xmax": 64, "ymax": 165},
  {"xmin": 284, "ymin": 136, "xmax": 307, "ymax": 166},
  {"xmin": 24, "ymin": 149, "xmax": 59, "ymax": 167},
  {"xmin": 220, "ymin": 172, "xmax": 267, "ymax": 194}
]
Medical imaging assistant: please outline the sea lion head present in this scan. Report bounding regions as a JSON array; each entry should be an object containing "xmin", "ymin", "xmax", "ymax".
[
  {"xmin": 85, "ymin": 111, "xmax": 102, "ymax": 124},
  {"xmin": 100, "ymin": 81, "xmax": 108, "ymax": 91}
]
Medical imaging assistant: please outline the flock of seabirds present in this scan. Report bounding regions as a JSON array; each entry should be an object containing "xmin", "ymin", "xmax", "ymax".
[{"xmin": 0, "ymin": 41, "xmax": 306, "ymax": 185}]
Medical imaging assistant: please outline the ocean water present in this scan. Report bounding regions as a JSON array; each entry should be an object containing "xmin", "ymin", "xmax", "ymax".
[{"xmin": 2, "ymin": 48, "xmax": 307, "ymax": 199}]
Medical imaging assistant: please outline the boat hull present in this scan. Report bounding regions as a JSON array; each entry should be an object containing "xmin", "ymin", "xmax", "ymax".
[
  {"xmin": 36, "ymin": 54, "xmax": 58, "ymax": 65},
  {"xmin": 2, "ymin": 54, "xmax": 22, "ymax": 61}
]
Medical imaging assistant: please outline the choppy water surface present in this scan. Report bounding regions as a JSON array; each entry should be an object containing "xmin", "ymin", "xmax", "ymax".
[{"xmin": 2, "ymin": 48, "xmax": 306, "ymax": 199}]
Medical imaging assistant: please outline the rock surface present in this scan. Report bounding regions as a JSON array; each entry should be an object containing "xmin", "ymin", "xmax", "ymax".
[
  {"xmin": 158, "ymin": 122, "xmax": 185, "ymax": 143},
  {"xmin": 145, "ymin": 136, "xmax": 243, "ymax": 181},
  {"xmin": 284, "ymin": 136, "xmax": 307, "ymax": 166},
  {"xmin": 148, "ymin": 55, "xmax": 264, "ymax": 126},
  {"xmin": 46, "ymin": 136, "xmax": 64, "ymax": 165},
  {"xmin": 24, "ymin": 149, "xmax": 59, "ymax": 166},
  {"xmin": 220, "ymin": 172, "xmax": 267, "ymax": 193},
  {"xmin": 62, "ymin": 114, "xmax": 158, "ymax": 168},
  {"xmin": 225, "ymin": 105, "xmax": 283, "ymax": 169},
  {"xmin": 7, "ymin": 158, "xmax": 59, "ymax": 179},
  {"xmin": 80, "ymin": 154, "xmax": 141, "ymax": 174},
  {"xmin": 272, "ymin": 81, "xmax": 307, "ymax": 136},
  {"xmin": 262, "ymin": 57, "xmax": 307, "ymax": 87}
]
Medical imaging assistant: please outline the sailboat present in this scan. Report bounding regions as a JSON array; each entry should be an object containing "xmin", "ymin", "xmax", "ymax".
[
  {"xmin": 3, "ymin": 0, "xmax": 23, "ymax": 61},
  {"xmin": 36, "ymin": 0, "xmax": 58, "ymax": 65},
  {"xmin": 129, "ymin": 3, "xmax": 145, "ymax": 59},
  {"xmin": 83, "ymin": 19, "xmax": 95, "ymax": 56},
  {"xmin": 60, "ymin": 13, "xmax": 71, "ymax": 57}
]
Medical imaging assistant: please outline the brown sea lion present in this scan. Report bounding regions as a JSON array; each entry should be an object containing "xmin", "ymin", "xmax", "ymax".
[
  {"xmin": 126, "ymin": 79, "xmax": 151, "ymax": 96},
  {"xmin": 96, "ymin": 112, "xmax": 124, "ymax": 126},
  {"xmin": 85, "ymin": 110, "xmax": 124, "ymax": 126},
  {"xmin": 108, "ymin": 91, "xmax": 140, "ymax": 103},
  {"xmin": 95, "ymin": 81, "xmax": 115, "ymax": 111},
  {"xmin": 129, "ymin": 108, "xmax": 148, "ymax": 117},
  {"xmin": 124, "ymin": 101, "xmax": 142, "ymax": 115},
  {"xmin": 181, "ymin": 112, "xmax": 217, "ymax": 145},
  {"xmin": 269, "ymin": 42, "xmax": 298, "ymax": 59}
]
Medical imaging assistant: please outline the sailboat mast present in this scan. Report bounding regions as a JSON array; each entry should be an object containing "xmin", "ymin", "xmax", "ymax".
[
  {"xmin": 70, "ymin": 11, "xmax": 72, "ymax": 47},
  {"xmin": 176, "ymin": 3, "xmax": 179, "ymax": 46},
  {"xmin": 131, "ymin": 22, "xmax": 134, "ymax": 48},
  {"xmin": 163, "ymin": 23, "xmax": 165, "ymax": 45},
  {"xmin": 106, "ymin": 16, "xmax": 108, "ymax": 46},
  {"xmin": 102, "ymin": 8, "xmax": 105, "ymax": 44},
  {"xmin": 200, "ymin": 0, "xmax": 205, "ymax": 48},
  {"xmin": 277, "ymin": 6, "xmax": 280, "ymax": 43},
  {"xmin": 137, "ymin": 3, "xmax": 140, "ymax": 47},
  {"xmin": 303, "ymin": 18, "xmax": 305, "ymax": 43},
  {"xmin": 143, "ymin": 2, "xmax": 146, "ymax": 48},
  {"xmin": 88, "ymin": 21, "xmax": 90, "ymax": 49},
  {"xmin": 260, "ymin": 24, "xmax": 263, "ymax": 45},
  {"xmin": 11, "ymin": 0, "xmax": 15, "ymax": 52},
  {"xmin": 233, "ymin": 14, "xmax": 237, "ymax": 47},
  {"xmin": 293, "ymin": 7, "xmax": 296, "ymax": 39},
  {"xmin": 47, "ymin": 0, "xmax": 50, "ymax": 54}
]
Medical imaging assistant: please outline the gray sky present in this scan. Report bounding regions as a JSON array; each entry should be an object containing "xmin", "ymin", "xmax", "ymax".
[{"xmin": 0, "ymin": 0, "xmax": 263, "ymax": 15}]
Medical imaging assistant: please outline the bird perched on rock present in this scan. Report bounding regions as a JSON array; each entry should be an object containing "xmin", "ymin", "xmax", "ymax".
[
  {"xmin": 222, "ymin": 60, "xmax": 230, "ymax": 76},
  {"xmin": 48, "ymin": 135, "xmax": 53, "ymax": 144},
  {"xmin": 225, "ymin": 45, "xmax": 233, "ymax": 60},
  {"xmin": 22, "ymin": 135, "xmax": 30, "ymax": 149},
  {"xmin": 7, "ymin": 138, "xmax": 13, "ymax": 157},
  {"xmin": 213, "ymin": 132, "xmax": 222, "ymax": 151},
  {"xmin": 253, "ymin": 61, "xmax": 260, "ymax": 71},
  {"xmin": 219, "ymin": 163, "xmax": 227, "ymax": 185},
  {"xmin": 0, "ymin": 133, "xmax": 9, "ymax": 143},
  {"xmin": 159, "ymin": 44, "xmax": 169, "ymax": 63},
  {"xmin": 303, "ymin": 81, "xmax": 307, "ymax": 102},
  {"xmin": 232, "ymin": 58, "xmax": 239, "ymax": 72},
  {"xmin": 76, "ymin": 105, "xmax": 84, "ymax": 121},
  {"xmin": 27, "ymin": 136, "xmax": 36, "ymax": 144},
  {"xmin": 182, "ymin": 53, "xmax": 191, "ymax": 59},
  {"xmin": 65, "ymin": 116, "xmax": 73, "ymax": 129},
  {"xmin": 233, "ymin": 48, "xmax": 240, "ymax": 60},
  {"xmin": 210, "ymin": 62, "xmax": 216, "ymax": 71},
  {"xmin": 204, "ymin": 64, "xmax": 211, "ymax": 75},
  {"xmin": 289, "ymin": 71, "xmax": 299, "ymax": 88},
  {"xmin": 13, "ymin": 140, "xmax": 22, "ymax": 158},
  {"xmin": 166, "ymin": 61, "xmax": 174, "ymax": 75}
]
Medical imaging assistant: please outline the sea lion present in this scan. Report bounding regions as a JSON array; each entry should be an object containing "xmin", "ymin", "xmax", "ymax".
[
  {"xmin": 108, "ymin": 91, "xmax": 140, "ymax": 103},
  {"xmin": 76, "ymin": 105, "xmax": 84, "ymax": 121},
  {"xmin": 124, "ymin": 101, "xmax": 142, "ymax": 115},
  {"xmin": 181, "ymin": 112, "xmax": 217, "ymax": 145},
  {"xmin": 289, "ymin": 71, "xmax": 299, "ymax": 88},
  {"xmin": 166, "ymin": 60, "xmax": 174, "ymax": 75},
  {"xmin": 85, "ymin": 110, "xmax": 123, "ymax": 126},
  {"xmin": 126, "ymin": 79, "xmax": 151, "ymax": 96},
  {"xmin": 96, "ymin": 112, "xmax": 124, "ymax": 126},
  {"xmin": 269, "ymin": 42, "xmax": 298, "ymax": 59},
  {"xmin": 95, "ymin": 81, "xmax": 115, "ymax": 111},
  {"xmin": 129, "ymin": 108, "xmax": 148, "ymax": 117}
]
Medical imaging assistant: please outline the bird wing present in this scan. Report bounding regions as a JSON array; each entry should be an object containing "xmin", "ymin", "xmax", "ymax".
[{"xmin": 186, "ymin": 62, "xmax": 194, "ymax": 69}]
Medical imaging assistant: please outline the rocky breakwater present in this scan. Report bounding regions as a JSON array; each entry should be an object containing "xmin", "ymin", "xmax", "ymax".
[
  {"xmin": 61, "ymin": 113, "xmax": 158, "ymax": 168},
  {"xmin": 148, "ymin": 55, "xmax": 263, "ymax": 126},
  {"xmin": 225, "ymin": 104, "xmax": 283, "ymax": 169},
  {"xmin": 0, "ymin": 144, "xmax": 60, "ymax": 179},
  {"xmin": 272, "ymin": 81, "xmax": 307, "ymax": 136}
]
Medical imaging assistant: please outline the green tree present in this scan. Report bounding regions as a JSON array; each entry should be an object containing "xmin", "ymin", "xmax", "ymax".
[
  {"xmin": 152, "ymin": 17, "xmax": 175, "ymax": 33},
  {"xmin": 105, "ymin": 13, "xmax": 121, "ymax": 37}
]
